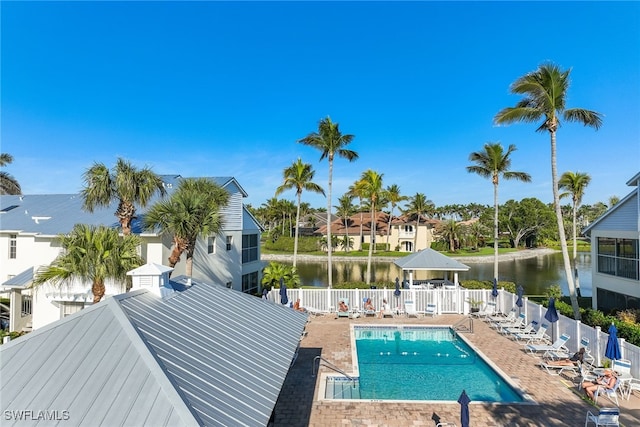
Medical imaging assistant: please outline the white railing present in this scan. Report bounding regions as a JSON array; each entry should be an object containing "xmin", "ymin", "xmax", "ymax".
[{"xmin": 267, "ymin": 287, "xmax": 640, "ymax": 379}]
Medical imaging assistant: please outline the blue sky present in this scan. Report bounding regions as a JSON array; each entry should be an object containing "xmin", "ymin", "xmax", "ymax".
[{"xmin": 2, "ymin": 1, "xmax": 639, "ymax": 211}]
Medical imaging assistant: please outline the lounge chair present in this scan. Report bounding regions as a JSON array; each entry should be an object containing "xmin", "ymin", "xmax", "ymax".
[
  {"xmin": 487, "ymin": 308, "xmax": 516, "ymax": 326},
  {"xmin": 525, "ymin": 333, "xmax": 570, "ymax": 357},
  {"xmin": 425, "ymin": 303, "xmax": 437, "ymax": 317},
  {"xmin": 625, "ymin": 377, "xmax": 640, "ymax": 400},
  {"xmin": 585, "ymin": 407, "xmax": 619, "ymax": 426},
  {"xmin": 578, "ymin": 362, "xmax": 598, "ymax": 389},
  {"xmin": 305, "ymin": 306, "xmax": 325, "ymax": 317},
  {"xmin": 471, "ymin": 301, "xmax": 495, "ymax": 319},
  {"xmin": 547, "ymin": 337, "xmax": 591, "ymax": 361},
  {"xmin": 404, "ymin": 300, "xmax": 423, "ymax": 318},
  {"xmin": 538, "ymin": 358, "xmax": 581, "ymax": 376},
  {"xmin": 514, "ymin": 323, "xmax": 550, "ymax": 344},
  {"xmin": 337, "ymin": 298, "xmax": 351, "ymax": 318},
  {"xmin": 503, "ymin": 320, "xmax": 537, "ymax": 337},
  {"xmin": 494, "ymin": 313, "xmax": 526, "ymax": 333}
]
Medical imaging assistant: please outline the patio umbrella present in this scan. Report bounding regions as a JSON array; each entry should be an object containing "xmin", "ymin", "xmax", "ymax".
[
  {"xmin": 394, "ymin": 277, "xmax": 401, "ymax": 297},
  {"xmin": 491, "ymin": 278, "xmax": 499, "ymax": 297},
  {"xmin": 605, "ymin": 323, "xmax": 622, "ymax": 361},
  {"xmin": 262, "ymin": 288, "xmax": 268, "ymax": 300},
  {"xmin": 458, "ymin": 389, "xmax": 470, "ymax": 427},
  {"xmin": 279, "ymin": 278, "xmax": 288, "ymax": 306},
  {"xmin": 515, "ymin": 285, "xmax": 524, "ymax": 315},
  {"xmin": 544, "ymin": 297, "xmax": 559, "ymax": 341}
]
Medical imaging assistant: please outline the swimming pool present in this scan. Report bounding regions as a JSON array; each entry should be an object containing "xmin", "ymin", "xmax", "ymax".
[{"xmin": 321, "ymin": 325, "xmax": 529, "ymax": 403}]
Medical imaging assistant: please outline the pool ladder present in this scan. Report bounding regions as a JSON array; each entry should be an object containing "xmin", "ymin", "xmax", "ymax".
[
  {"xmin": 452, "ymin": 316, "xmax": 473, "ymax": 333},
  {"xmin": 313, "ymin": 356, "xmax": 360, "ymax": 399}
]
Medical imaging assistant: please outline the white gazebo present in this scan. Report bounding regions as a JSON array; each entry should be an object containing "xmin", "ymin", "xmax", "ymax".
[{"xmin": 394, "ymin": 248, "xmax": 470, "ymax": 287}]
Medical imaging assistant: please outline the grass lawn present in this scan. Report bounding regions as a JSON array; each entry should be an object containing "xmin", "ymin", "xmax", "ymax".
[{"xmin": 261, "ymin": 246, "xmax": 520, "ymax": 257}]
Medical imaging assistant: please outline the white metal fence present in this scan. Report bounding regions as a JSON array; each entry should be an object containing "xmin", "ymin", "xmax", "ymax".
[{"xmin": 267, "ymin": 286, "xmax": 640, "ymax": 378}]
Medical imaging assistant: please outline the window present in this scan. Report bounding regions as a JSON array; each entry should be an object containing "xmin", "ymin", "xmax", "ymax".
[
  {"xmin": 9, "ymin": 234, "xmax": 16, "ymax": 259},
  {"xmin": 597, "ymin": 237, "xmax": 639, "ymax": 280},
  {"xmin": 208, "ymin": 236, "xmax": 216, "ymax": 254},
  {"xmin": 60, "ymin": 302, "xmax": 84, "ymax": 318},
  {"xmin": 242, "ymin": 234, "xmax": 259, "ymax": 263},
  {"xmin": 226, "ymin": 236, "xmax": 232, "ymax": 251},
  {"xmin": 242, "ymin": 271, "xmax": 259, "ymax": 294}
]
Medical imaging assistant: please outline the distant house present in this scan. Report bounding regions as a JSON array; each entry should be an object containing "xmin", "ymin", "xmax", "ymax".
[
  {"xmin": 0, "ymin": 267, "xmax": 307, "ymax": 426},
  {"xmin": 315, "ymin": 211, "xmax": 439, "ymax": 252},
  {"xmin": 583, "ymin": 172, "xmax": 640, "ymax": 311},
  {"xmin": 0, "ymin": 175, "xmax": 264, "ymax": 331}
]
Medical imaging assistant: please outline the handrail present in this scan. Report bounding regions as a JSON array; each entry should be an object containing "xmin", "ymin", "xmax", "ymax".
[
  {"xmin": 452, "ymin": 316, "xmax": 473, "ymax": 333},
  {"xmin": 312, "ymin": 355, "xmax": 355, "ymax": 381}
]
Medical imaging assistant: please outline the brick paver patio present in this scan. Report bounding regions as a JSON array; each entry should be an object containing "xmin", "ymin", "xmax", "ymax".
[{"xmin": 273, "ymin": 314, "xmax": 640, "ymax": 427}]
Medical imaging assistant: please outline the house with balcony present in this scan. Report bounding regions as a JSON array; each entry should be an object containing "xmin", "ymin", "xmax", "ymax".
[
  {"xmin": 583, "ymin": 171, "xmax": 640, "ymax": 311},
  {"xmin": 0, "ymin": 175, "xmax": 264, "ymax": 331},
  {"xmin": 315, "ymin": 211, "xmax": 439, "ymax": 252}
]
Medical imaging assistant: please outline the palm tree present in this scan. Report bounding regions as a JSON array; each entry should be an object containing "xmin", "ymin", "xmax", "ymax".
[
  {"xmin": 0, "ymin": 153, "xmax": 21, "ymax": 195},
  {"xmin": 383, "ymin": 184, "xmax": 407, "ymax": 251},
  {"xmin": 261, "ymin": 261, "xmax": 301, "ymax": 289},
  {"xmin": 348, "ymin": 181, "xmax": 366, "ymax": 251},
  {"xmin": 467, "ymin": 142, "xmax": 531, "ymax": 284},
  {"xmin": 298, "ymin": 116, "xmax": 358, "ymax": 287},
  {"xmin": 559, "ymin": 171, "xmax": 591, "ymax": 297},
  {"xmin": 33, "ymin": 224, "xmax": 144, "ymax": 304},
  {"xmin": 495, "ymin": 63, "xmax": 603, "ymax": 320},
  {"xmin": 356, "ymin": 170, "xmax": 384, "ymax": 284},
  {"xmin": 275, "ymin": 158, "xmax": 325, "ymax": 268},
  {"xmin": 143, "ymin": 178, "xmax": 229, "ymax": 277},
  {"xmin": 81, "ymin": 158, "xmax": 166, "ymax": 235},
  {"xmin": 335, "ymin": 194, "xmax": 356, "ymax": 252},
  {"xmin": 438, "ymin": 219, "xmax": 464, "ymax": 252},
  {"xmin": 403, "ymin": 193, "xmax": 435, "ymax": 252}
]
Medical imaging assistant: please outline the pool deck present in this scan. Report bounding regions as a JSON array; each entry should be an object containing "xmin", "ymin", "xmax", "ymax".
[{"xmin": 273, "ymin": 314, "xmax": 640, "ymax": 427}]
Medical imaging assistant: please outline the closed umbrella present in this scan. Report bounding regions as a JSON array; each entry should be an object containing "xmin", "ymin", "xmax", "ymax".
[
  {"xmin": 544, "ymin": 297, "xmax": 559, "ymax": 341},
  {"xmin": 458, "ymin": 389, "xmax": 470, "ymax": 427},
  {"xmin": 279, "ymin": 278, "xmax": 288, "ymax": 306},
  {"xmin": 605, "ymin": 323, "xmax": 622, "ymax": 361},
  {"xmin": 262, "ymin": 288, "xmax": 268, "ymax": 300},
  {"xmin": 394, "ymin": 277, "xmax": 401, "ymax": 297},
  {"xmin": 515, "ymin": 285, "xmax": 524, "ymax": 315},
  {"xmin": 491, "ymin": 278, "xmax": 499, "ymax": 298}
]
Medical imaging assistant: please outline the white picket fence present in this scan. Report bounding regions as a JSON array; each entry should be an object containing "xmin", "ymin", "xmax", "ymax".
[{"xmin": 267, "ymin": 286, "xmax": 640, "ymax": 379}]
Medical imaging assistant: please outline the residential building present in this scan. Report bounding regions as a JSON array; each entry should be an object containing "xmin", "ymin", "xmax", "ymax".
[
  {"xmin": 0, "ymin": 175, "xmax": 264, "ymax": 331},
  {"xmin": 0, "ymin": 267, "xmax": 307, "ymax": 426},
  {"xmin": 316, "ymin": 211, "xmax": 439, "ymax": 252},
  {"xmin": 583, "ymin": 172, "xmax": 640, "ymax": 311}
]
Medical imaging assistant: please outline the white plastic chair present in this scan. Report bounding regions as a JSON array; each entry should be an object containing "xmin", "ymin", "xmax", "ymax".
[
  {"xmin": 594, "ymin": 375, "xmax": 621, "ymax": 406},
  {"xmin": 404, "ymin": 300, "xmax": 422, "ymax": 318},
  {"xmin": 425, "ymin": 303, "xmax": 437, "ymax": 317},
  {"xmin": 584, "ymin": 407, "xmax": 619, "ymax": 426}
]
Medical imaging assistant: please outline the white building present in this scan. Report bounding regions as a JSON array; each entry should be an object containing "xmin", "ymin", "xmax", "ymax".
[
  {"xmin": 583, "ymin": 171, "xmax": 640, "ymax": 311},
  {"xmin": 0, "ymin": 175, "xmax": 264, "ymax": 331}
]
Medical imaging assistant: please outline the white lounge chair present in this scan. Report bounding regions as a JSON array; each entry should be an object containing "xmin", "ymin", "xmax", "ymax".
[
  {"xmin": 487, "ymin": 308, "xmax": 516, "ymax": 326},
  {"xmin": 471, "ymin": 301, "xmax": 495, "ymax": 319},
  {"xmin": 503, "ymin": 320, "xmax": 537, "ymax": 337},
  {"xmin": 525, "ymin": 333, "xmax": 570, "ymax": 357},
  {"xmin": 494, "ymin": 313, "xmax": 526, "ymax": 333},
  {"xmin": 404, "ymin": 300, "xmax": 422, "ymax": 318},
  {"xmin": 538, "ymin": 358, "xmax": 581, "ymax": 376},
  {"xmin": 547, "ymin": 337, "xmax": 591, "ymax": 361},
  {"xmin": 515, "ymin": 323, "xmax": 550, "ymax": 344},
  {"xmin": 425, "ymin": 303, "xmax": 437, "ymax": 317},
  {"xmin": 585, "ymin": 407, "xmax": 619, "ymax": 426}
]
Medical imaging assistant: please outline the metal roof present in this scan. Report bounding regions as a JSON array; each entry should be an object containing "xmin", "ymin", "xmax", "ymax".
[
  {"xmin": 394, "ymin": 248, "xmax": 470, "ymax": 271},
  {"xmin": 0, "ymin": 176, "xmax": 248, "ymax": 236},
  {"xmin": 1, "ymin": 267, "xmax": 34, "ymax": 288},
  {"xmin": 0, "ymin": 279, "xmax": 308, "ymax": 426}
]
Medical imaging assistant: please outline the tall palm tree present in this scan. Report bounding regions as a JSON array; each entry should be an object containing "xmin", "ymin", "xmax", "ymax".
[
  {"xmin": 0, "ymin": 153, "xmax": 21, "ymax": 195},
  {"xmin": 467, "ymin": 142, "xmax": 531, "ymax": 284},
  {"xmin": 356, "ymin": 170, "xmax": 384, "ymax": 284},
  {"xmin": 81, "ymin": 158, "xmax": 166, "ymax": 235},
  {"xmin": 298, "ymin": 116, "xmax": 358, "ymax": 288},
  {"xmin": 143, "ymin": 178, "xmax": 229, "ymax": 277},
  {"xmin": 33, "ymin": 224, "xmax": 144, "ymax": 304},
  {"xmin": 335, "ymin": 194, "xmax": 356, "ymax": 253},
  {"xmin": 275, "ymin": 158, "xmax": 325, "ymax": 268},
  {"xmin": 383, "ymin": 184, "xmax": 407, "ymax": 251},
  {"xmin": 403, "ymin": 193, "xmax": 435, "ymax": 252},
  {"xmin": 495, "ymin": 63, "xmax": 602, "ymax": 320},
  {"xmin": 559, "ymin": 171, "xmax": 591, "ymax": 297},
  {"xmin": 348, "ymin": 181, "xmax": 366, "ymax": 251}
]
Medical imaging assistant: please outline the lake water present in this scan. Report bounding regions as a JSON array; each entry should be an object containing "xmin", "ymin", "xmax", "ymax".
[{"xmin": 288, "ymin": 251, "xmax": 592, "ymax": 296}]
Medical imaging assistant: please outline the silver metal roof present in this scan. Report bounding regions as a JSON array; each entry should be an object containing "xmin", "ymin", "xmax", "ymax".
[
  {"xmin": 394, "ymin": 248, "xmax": 470, "ymax": 271},
  {"xmin": 1, "ymin": 267, "xmax": 34, "ymax": 288},
  {"xmin": 0, "ymin": 279, "xmax": 308, "ymax": 426}
]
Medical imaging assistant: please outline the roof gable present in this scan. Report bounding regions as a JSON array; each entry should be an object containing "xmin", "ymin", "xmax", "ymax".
[{"xmin": 394, "ymin": 248, "xmax": 470, "ymax": 271}]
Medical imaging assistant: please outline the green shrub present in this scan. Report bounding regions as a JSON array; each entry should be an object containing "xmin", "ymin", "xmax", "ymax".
[
  {"xmin": 460, "ymin": 279, "xmax": 516, "ymax": 294},
  {"xmin": 263, "ymin": 236, "xmax": 318, "ymax": 252},
  {"xmin": 332, "ymin": 281, "xmax": 394, "ymax": 290}
]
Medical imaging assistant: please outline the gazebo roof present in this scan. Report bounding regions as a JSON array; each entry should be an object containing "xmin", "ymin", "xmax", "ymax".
[{"xmin": 394, "ymin": 248, "xmax": 470, "ymax": 271}]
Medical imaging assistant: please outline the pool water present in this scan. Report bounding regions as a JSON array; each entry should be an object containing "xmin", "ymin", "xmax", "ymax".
[{"xmin": 352, "ymin": 326, "xmax": 524, "ymax": 402}]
